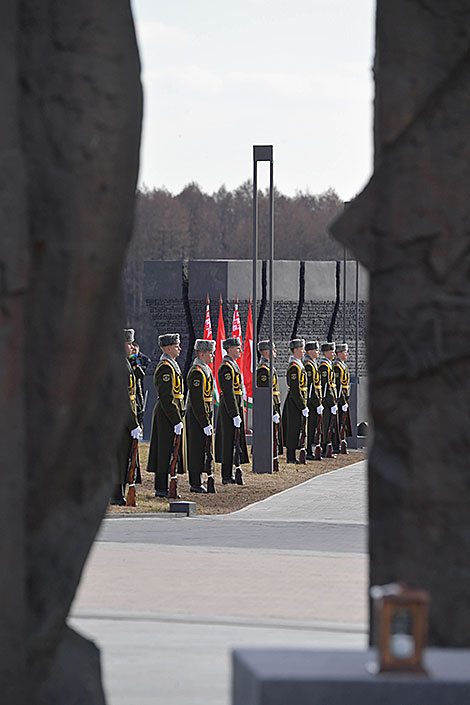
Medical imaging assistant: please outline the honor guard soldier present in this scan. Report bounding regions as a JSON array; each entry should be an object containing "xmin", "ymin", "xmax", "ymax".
[
  {"xmin": 215, "ymin": 337, "xmax": 249, "ymax": 484},
  {"xmin": 111, "ymin": 328, "xmax": 142, "ymax": 505},
  {"xmin": 318, "ymin": 342, "xmax": 339, "ymax": 456},
  {"xmin": 147, "ymin": 333, "xmax": 185, "ymax": 497},
  {"xmin": 186, "ymin": 339, "xmax": 216, "ymax": 493},
  {"xmin": 303, "ymin": 341, "xmax": 324, "ymax": 460},
  {"xmin": 256, "ymin": 340, "xmax": 282, "ymax": 452},
  {"xmin": 333, "ymin": 342, "xmax": 352, "ymax": 451},
  {"xmin": 282, "ymin": 338, "xmax": 308, "ymax": 464}
]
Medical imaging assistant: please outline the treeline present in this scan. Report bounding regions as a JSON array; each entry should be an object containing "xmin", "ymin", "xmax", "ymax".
[{"xmin": 125, "ymin": 181, "xmax": 344, "ymax": 330}]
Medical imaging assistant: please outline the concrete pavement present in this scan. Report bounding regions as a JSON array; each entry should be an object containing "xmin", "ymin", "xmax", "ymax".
[{"xmin": 70, "ymin": 458, "xmax": 368, "ymax": 705}]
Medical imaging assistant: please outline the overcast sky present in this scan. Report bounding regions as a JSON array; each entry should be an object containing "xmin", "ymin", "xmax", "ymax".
[{"xmin": 130, "ymin": 0, "xmax": 376, "ymax": 200}]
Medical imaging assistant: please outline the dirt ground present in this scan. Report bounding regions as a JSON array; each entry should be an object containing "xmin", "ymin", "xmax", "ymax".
[{"xmin": 107, "ymin": 443, "xmax": 366, "ymax": 516}]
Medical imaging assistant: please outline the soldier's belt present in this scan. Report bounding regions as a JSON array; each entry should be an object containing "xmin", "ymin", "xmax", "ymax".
[
  {"xmin": 234, "ymin": 391, "xmax": 243, "ymax": 396},
  {"xmin": 273, "ymin": 391, "xmax": 280, "ymax": 397},
  {"xmin": 174, "ymin": 393, "xmax": 184, "ymax": 399}
]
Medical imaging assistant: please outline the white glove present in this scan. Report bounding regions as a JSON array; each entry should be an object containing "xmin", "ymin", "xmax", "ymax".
[
  {"xmin": 302, "ymin": 407, "xmax": 309, "ymax": 417},
  {"xmin": 331, "ymin": 405, "xmax": 338, "ymax": 415},
  {"xmin": 316, "ymin": 405, "xmax": 324, "ymax": 415},
  {"xmin": 233, "ymin": 415, "xmax": 241, "ymax": 428},
  {"xmin": 174, "ymin": 421, "xmax": 183, "ymax": 435},
  {"xmin": 273, "ymin": 413, "xmax": 280, "ymax": 424},
  {"xmin": 242, "ymin": 391, "xmax": 247, "ymax": 401},
  {"xmin": 342, "ymin": 403, "xmax": 349, "ymax": 412},
  {"xmin": 203, "ymin": 424, "xmax": 212, "ymax": 436},
  {"xmin": 130, "ymin": 426, "xmax": 141, "ymax": 439}
]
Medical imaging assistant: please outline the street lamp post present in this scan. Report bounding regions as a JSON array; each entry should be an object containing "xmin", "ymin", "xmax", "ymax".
[{"xmin": 252, "ymin": 145, "xmax": 274, "ymax": 473}]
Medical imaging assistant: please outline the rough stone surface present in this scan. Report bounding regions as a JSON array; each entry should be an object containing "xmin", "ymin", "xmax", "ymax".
[
  {"xmin": 145, "ymin": 260, "xmax": 368, "ymax": 377},
  {"xmin": 0, "ymin": 1, "xmax": 142, "ymax": 702},
  {"xmin": 330, "ymin": 0, "xmax": 470, "ymax": 646}
]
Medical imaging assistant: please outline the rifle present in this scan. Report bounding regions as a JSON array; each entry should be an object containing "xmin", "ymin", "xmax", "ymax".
[
  {"xmin": 168, "ymin": 432, "xmax": 182, "ymax": 500},
  {"xmin": 313, "ymin": 411, "xmax": 323, "ymax": 461},
  {"xmin": 273, "ymin": 421, "xmax": 280, "ymax": 472},
  {"xmin": 125, "ymin": 438, "xmax": 139, "ymax": 506},
  {"xmin": 339, "ymin": 408, "xmax": 349, "ymax": 455},
  {"xmin": 298, "ymin": 414, "xmax": 307, "ymax": 464},
  {"xmin": 204, "ymin": 435, "xmax": 216, "ymax": 493},
  {"xmin": 324, "ymin": 412, "xmax": 337, "ymax": 459},
  {"xmin": 233, "ymin": 427, "xmax": 244, "ymax": 485}
]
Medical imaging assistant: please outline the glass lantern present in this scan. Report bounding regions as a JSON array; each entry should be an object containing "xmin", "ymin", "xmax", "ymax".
[{"xmin": 370, "ymin": 582, "xmax": 430, "ymax": 674}]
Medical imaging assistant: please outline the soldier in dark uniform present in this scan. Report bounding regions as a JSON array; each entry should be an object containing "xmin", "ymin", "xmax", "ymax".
[
  {"xmin": 111, "ymin": 328, "xmax": 141, "ymax": 505},
  {"xmin": 333, "ymin": 342, "xmax": 352, "ymax": 449},
  {"xmin": 318, "ymin": 342, "xmax": 339, "ymax": 455},
  {"xmin": 281, "ymin": 338, "xmax": 309, "ymax": 464},
  {"xmin": 303, "ymin": 341, "xmax": 324, "ymax": 460},
  {"xmin": 147, "ymin": 333, "xmax": 185, "ymax": 498},
  {"xmin": 215, "ymin": 337, "xmax": 249, "ymax": 484},
  {"xmin": 186, "ymin": 339, "xmax": 216, "ymax": 493},
  {"xmin": 256, "ymin": 340, "xmax": 282, "ymax": 454}
]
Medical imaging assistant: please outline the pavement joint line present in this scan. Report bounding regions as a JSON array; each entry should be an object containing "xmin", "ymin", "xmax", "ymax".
[
  {"xmin": 91, "ymin": 541, "xmax": 367, "ymax": 559},
  {"xmin": 101, "ymin": 516, "xmax": 367, "ymax": 526},
  {"xmin": 70, "ymin": 608, "xmax": 367, "ymax": 634}
]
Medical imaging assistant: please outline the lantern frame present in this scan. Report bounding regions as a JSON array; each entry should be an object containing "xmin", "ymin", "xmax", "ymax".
[{"xmin": 371, "ymin": 583, "xmax": 430, "ymax": 674}]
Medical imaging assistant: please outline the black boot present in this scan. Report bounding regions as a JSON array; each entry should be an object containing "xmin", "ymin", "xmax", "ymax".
[
  {"xmin": 306, "ymin": 446, "xmax": 315, "ymax": 461},
  {"xmin": 286, "ymin": 448, "xmax": 298, "ymax": 464}
]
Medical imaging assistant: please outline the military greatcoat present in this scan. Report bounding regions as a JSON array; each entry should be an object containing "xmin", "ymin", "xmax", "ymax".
[
  {"xmin": 215, "ymin": 355, "xmax": 249, "ymax": 473},
  {"xmin": 186, "ymin": 358, "xmax": 214, "ymax": 487},
  {"xmin": 147, "ymin": 354, "xmax": 185, "ymax": 492},
  {"xmin": 333, "ymin": 358, "xmax": 352, "ymax": 437},
  {"xmin": 117, "ymin": 359, "xmax": 140, "ymax": 490},
  {"xmin": 281, "ymin": 356, "xmax": 308, "ymax": 450},
  {"xmin": 318, "ymin": 356, "xmax": 339, "ymax": 447},
  {"xmin": 303, "ymin": 355, "xmax": 323, "ymax": 449}
]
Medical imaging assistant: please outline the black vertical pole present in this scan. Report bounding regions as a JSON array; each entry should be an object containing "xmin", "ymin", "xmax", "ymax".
[
  {"xmin": 343, "ymin": 247, "xmax": 347, "ymax": 343},
  {"xmin": 252, "ymin": 145, "xmax": 274, "ymax": 474},
  {"xmin": 353, "ymin": 259, "xmax": 359, "ymax": 447}
]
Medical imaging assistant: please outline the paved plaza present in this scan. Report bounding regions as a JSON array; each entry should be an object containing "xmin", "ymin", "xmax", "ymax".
[{"xmin": 70, "ymin": 458, "xmax": 368, "ymax": 705}]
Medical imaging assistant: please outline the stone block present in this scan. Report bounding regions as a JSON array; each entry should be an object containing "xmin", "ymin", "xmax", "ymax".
[
  {"xmin": 169, "ymin": 501, "xmax": 197, "ymax": 516},
  {"xmin": 188, "ymin": 260, "xmax": 228, "ymax": 300},
  {"xmin": 144, "ymin": 260, "xmax": 183, "ymax": 299},
  {"xmin": 232, "ymin": 648, "xmax": 470, "ymax": 705}
]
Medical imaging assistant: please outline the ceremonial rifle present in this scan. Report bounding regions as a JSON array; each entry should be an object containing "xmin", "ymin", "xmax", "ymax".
[
  {"xmin": 324, "ymin": 412, "xmax": 336, "ymax": 459},
  {"xmin": 339, "ymin": 408, "xmax": 349, "ymax": 455},
  {"xmin": 204, "ymin": 434, "xmax": 216, "ymax": 493},
  {"xmin": 125, "ymin": 438, "xmax": 139, "ymax": 506},
  {"xmin": 168, "ymin": 432, "xmax": 182, "ymax": 499},
  {"xmin": 313, "ymin": 411, "xmax": 323, "ymax": 461},
  {"xmin": 233, "ymin": 427, "xmax": 244, "ymax": 485},
  {"xmin": 298, "ymin": 414, "xmax": 307, "ymax": 464},
  {"xmin": 273, "ymin": 421, "xmax": 280, "ymax": 472}
]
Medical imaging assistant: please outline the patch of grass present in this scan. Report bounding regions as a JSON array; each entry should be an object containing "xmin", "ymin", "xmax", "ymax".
[{"xmin": 107, "ymin": 443, "xmax": 366, "ymax": 516}]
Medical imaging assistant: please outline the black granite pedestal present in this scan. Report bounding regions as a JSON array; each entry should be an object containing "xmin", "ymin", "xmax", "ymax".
[{"xmin": 232, "ymin": 649, "xmax": 470, "ymax": 705}]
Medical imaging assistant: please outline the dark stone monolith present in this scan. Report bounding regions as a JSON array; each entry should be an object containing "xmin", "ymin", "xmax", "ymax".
[
  {"xmin": 331, "ymin": 1, "xmax": 470, "ymax": 646},
  {"xmin": 0, "ymin": 1, "xmax": 142, "ymax": 702}
]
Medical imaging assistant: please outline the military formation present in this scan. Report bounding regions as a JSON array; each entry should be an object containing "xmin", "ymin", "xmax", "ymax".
[{"xmin": 113, "ymin": 328, "xmax": 352, "ymax": 504}]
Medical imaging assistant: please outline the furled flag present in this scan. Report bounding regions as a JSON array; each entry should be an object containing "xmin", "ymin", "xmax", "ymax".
[
  {"xmin": 231, "ymin": 297, "xmax": 244, "ymax": 381},
  {"xmin": 203, "ymin": 295, "xmax": 214, "ymax": 376},
  {"xmin": 213, "ymin": 296, "xmax": 226, "ymax": 406},
  {"xmin": 243, "ymin": 298, "xmax": 254, "ymax": 407}
]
